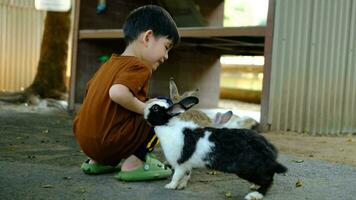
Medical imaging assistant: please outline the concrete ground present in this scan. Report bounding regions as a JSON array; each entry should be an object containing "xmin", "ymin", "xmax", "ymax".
[{"xmin": 0, "ymin": 106, "xmax": 356, "ymax": 200}]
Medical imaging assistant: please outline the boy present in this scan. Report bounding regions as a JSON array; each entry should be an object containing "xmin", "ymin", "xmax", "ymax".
[{"xmin": 73, "ymin": 5, "xmax": 179, "ymax": 181}]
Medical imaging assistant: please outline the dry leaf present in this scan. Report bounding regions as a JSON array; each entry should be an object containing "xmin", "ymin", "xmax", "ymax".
[
  {"xmin": 79, "ymin": 187, "xmax": 86, "ymax": 193},
  {"xmin": 295, "ymin": 180, "xmax": 303, "ymax": 188},
  {"xmin": 250, "ymin": 184, "xmax": 259, "ymax": 190},
  {"xmin": 42, "ymin": 184, "xmax": 54, "ymax": 188},
  {"xmin": 225, "ymin": 192, "xmax": 232, "ymax": 198},
  {"xmin": 207, "ymin": 171, "xmax": 218, "ymax": 175}
]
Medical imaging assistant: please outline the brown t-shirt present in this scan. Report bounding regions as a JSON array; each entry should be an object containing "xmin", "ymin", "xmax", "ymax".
[{"xmin": 73, "ymin": 55, "xmax": 152, "ymax": 165}]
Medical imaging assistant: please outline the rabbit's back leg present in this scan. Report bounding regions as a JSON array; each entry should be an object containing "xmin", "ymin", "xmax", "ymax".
[
  {"xmin": 177, "ymin": 170, "xmax": 192, "ymax": 190},
  {"xmin": 242, "ymin": 174, "xmax": 274, "ymax": 200},
  {"xmin": 165, "ymin": 166, "xmax": 187, "ymax": 190},
  {"xmin": 256, "ymin": 178, "xmax": 273, "ymax": 196}
]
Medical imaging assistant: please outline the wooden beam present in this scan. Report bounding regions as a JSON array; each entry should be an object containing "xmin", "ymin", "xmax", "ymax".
[
  {"xmin": 68, "ymin": 0, "xmax": 81, "ymax": 111},
  {"xmin": 260, "ymin": 0, "xmax": 276, "ymax": 132},
  {"xmin": 221, "ymin": 66, "xmax": 264, "ymax": 73},
  {"xmin": 178, "ymin": 26, "xmax": 265, "ymax": 37},
  {"xmin": 79, "ymin": 26, "xmax": 266, "ymax": 39},
  {"xmin": 220, "ymin": 87, "xmax": 261, "ymax": 104}
]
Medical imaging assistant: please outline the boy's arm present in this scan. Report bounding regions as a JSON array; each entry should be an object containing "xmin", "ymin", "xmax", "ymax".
[{"xmin": 109, "ymin": 84, "xmax": 145, "ymax": 115}]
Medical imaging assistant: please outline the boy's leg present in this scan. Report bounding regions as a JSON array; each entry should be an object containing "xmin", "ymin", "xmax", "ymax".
[
  {"xmin": 121, "ymin": 128, "xmax": 158, "ymax": 171},
  {"xmin": 115, "ymin": 129, "xmax": 172, "ymax": 181},
  {"xmin": 81, "ymin": 128, "xmax": 158, "ymax": 175},
  {"xmin": 133, "ymin": 128, "xmax": 159, "ymax": 161},
  {"xmin": 120, "ymin": 155, "xmax": 143, "ymax": 171}
]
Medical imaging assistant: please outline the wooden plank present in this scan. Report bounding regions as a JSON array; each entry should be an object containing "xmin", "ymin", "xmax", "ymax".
[
  {"xmin": 220, "ymin": 87, "xmax": 261, "ymax": 104},
  {"xmin": 80, "ymin": 29, "xmax": 124, "ymax": 39},
  {"xmin": 179, "ymin": 26, "xmax": 265, "ymax": 37},
  {"xmin": 221, "ymin": 66, "xmax": 264, "ymax": 73},
  {"xmin": 79, "ymin": 26, "xmax": 266, "ymax": 39},
  {"xmin": 68, "ymin": 0, "xmax": 81, "ymax": 111},
  {"xmin": 260, "ymin": 0, "xmax": 276, "ymax": 132}
]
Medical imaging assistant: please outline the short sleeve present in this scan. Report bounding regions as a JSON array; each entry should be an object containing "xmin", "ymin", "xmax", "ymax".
[{"xmin": 114, "ymin": 64, "xmax": 151, "ymax": 96}]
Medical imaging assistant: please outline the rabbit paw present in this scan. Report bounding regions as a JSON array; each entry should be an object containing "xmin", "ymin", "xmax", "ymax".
[
  {"xmin": 176, "ymin": 181, "xmax": 187, "ymax": 190},
  {"xmin": 249, "ymin": 184, "xmax": 259, "ymax": 190},
  {"xmin": 244, "ymin": 191, "xmax": 263, "ymax": 200},
  {"xmin": 165, "ymin": 182, "xmax": 178, "ymax": 190}
]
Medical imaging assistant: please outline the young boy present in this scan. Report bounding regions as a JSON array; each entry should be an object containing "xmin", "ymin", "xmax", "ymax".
[{"xmin": 73, "ymin": 5, "xmax": 179, "ymax": 181}]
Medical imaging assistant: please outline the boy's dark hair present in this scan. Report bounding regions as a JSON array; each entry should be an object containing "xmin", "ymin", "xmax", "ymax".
[{"xmin": 123, "ymin": 5, "xmax": 180, "ymax": 46}]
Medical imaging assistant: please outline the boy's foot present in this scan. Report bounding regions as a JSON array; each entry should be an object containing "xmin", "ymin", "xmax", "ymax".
[
  {"xmin": 81, "ymin": 159, "xmax": 120, "ymax": 175},
  {"xmin": 120, "ymin": 154, "xmax": 144, "ymax": 171},
  {"xmin": 114, "ymin": 154, "xmax": 172, "ymax": 181}
]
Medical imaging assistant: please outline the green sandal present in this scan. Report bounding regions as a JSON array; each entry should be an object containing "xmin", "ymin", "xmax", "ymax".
[
  {"xmin": 114, "ymin": 155, "xmax": 172, "ymax": 181},
  {"xmin": 81, "ymin": 159, "xmax": 120, "ymax": 175}
]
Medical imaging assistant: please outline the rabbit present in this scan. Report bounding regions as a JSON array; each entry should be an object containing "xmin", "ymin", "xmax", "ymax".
[
  {"xmin": 169, "ymin": 77, "xmax": 213, "ymax": 127},
  {"xmin": 214, "ymin": 111, "xmax": 260, "ymax": 131},
  {"xmin": 144, "ymin": 96, "xmax": 288, "ymax": 200},
  {"xmin": 169, "ymin": 77, "xmax": 259, "ymax": 130}
]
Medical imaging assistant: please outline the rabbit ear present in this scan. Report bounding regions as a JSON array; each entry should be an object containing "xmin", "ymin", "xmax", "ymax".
[
  {"xmin": 178, "ymin": 96, "xmax": 199, "ymax": 110},
  {"xmin": 181, "ymin": 88, "xmax": 199, "ymax": 99},
  {"xmin": 167, "ymin": 103, "xmax": 185, "ymax": 116},
  {"xmin": 214, "ymin": 112, "xmax": 222, "ymax": 124},
  {"xmin": 215, "ymin": 111, "xmax": 233, "ymax": 125},
  {"xmin": 169, "ymin": 77, "xmax": 180, "ymax": 100}
]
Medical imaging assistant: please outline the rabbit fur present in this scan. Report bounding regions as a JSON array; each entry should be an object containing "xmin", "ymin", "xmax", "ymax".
[
  {"xmin": 169, "ymin": 78, "xmax": 259, "ymax": 130},
  {"xmin": 144, "ymin": 97, "xmax": 287, "ymax": 200},
  {"xmin": 214, "ymin": 111, "xmax": 259, "ymax": 130},
  {"xmin": 169, "ymin": 78, "xmax": 213, "ymax": 127}
]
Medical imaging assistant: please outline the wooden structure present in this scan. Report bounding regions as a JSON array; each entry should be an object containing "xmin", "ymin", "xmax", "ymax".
[{"xmin": 69, "ymin": 0, "xmax": 267, "ymax": 110}]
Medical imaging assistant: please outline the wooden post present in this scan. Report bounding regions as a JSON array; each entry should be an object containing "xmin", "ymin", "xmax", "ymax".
[{"xmin": 261, "ymin": 0, "xmax": 276, "ymax": 132}]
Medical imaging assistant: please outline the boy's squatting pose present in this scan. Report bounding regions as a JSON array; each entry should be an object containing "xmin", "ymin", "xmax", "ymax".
[{"xmin": 73, "ymin": 5, "xmax": 180, "ymax": 181}]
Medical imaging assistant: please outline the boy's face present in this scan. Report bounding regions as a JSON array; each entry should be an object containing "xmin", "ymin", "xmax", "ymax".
[{"xmin": 142, "ymin": 31, "xmax": 173, "ymax": 71}]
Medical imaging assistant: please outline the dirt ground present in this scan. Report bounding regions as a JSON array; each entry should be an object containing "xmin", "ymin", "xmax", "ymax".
[
  {"xmin": 263, "ymin": 132, "xmax": 356, "ymax": 167},
  {"xmin": 219, "ymin": 99, "xmax": 356, "ymax": 167}
]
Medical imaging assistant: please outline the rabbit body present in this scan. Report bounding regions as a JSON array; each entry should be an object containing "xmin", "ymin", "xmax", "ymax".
[
  {"xmin": 144, "ymin": 97, "xmax": 287, "ymax": 200},
  {"xmin": 169, "ymin": 78, "xmax": 213, "ymax": 127},
  {"xmin": 169, "ymin": 78, "xmax": 259, "ymax": 130},
  {"xmin": 215, "ymin": 114, "xmax": 259, "ymax": 130},
  {"xmin": 179, "ymin": 109, "xmax": 212, "ymax": 127}
]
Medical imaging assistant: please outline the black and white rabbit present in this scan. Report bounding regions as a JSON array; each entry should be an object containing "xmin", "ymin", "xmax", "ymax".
[{"xmin": 144, "ymin": 97, "xmax": 287, "ymax": 200}]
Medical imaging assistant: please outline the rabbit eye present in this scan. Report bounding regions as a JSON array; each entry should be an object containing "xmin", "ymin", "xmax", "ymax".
[{"xmin": 152, "ymin": 105, "xmax": 159, "ymax": 112}]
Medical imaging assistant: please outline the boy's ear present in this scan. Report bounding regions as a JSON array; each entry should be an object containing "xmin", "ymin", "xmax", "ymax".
[{"xmin": 142, "ymin": 30, "xmax": 154, "ymax": 46}]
